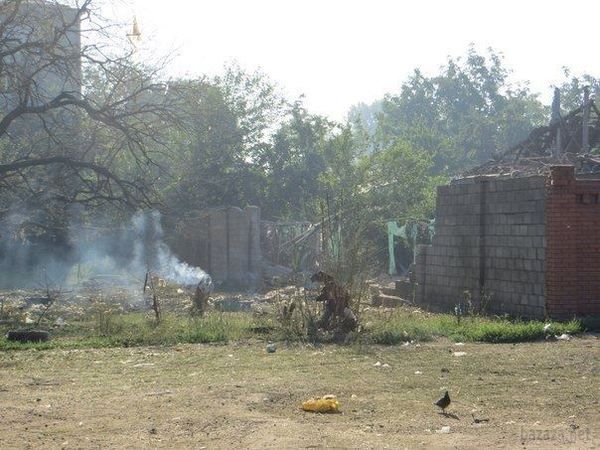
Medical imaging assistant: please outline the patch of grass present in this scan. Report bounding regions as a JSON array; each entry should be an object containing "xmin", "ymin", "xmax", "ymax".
[
  {"xmin": 365, "ymin": 308, "xmax": 583, "ymax": 344},
  {"xmin": 0, "ymin": 312, "xmax": 261, "ymax": 351},
  {"xmin": 0, "ymin": 305, "xmax": 587, "ymax": 351}
]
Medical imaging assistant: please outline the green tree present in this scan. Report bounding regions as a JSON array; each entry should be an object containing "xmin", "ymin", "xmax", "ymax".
[
  {"xmin": 555, "ymin": 68, "xmax": 600, "ymax": 113},
  {"xmin": 375, "ymin": 47, "xmax": 546, "ymax": 174}
]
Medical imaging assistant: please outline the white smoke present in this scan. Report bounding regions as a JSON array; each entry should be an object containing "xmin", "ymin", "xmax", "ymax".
[
  {"xmin": 0, "ymin": 209, "xmax": 212, "ymax": 289},
  {"xmin": 132, "ymin": 211, "xmax": 212, "ymax": 287}
]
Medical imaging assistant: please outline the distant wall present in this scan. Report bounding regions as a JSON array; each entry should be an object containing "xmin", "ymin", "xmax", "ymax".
[
  {"xmin": 415, "ymin": 175, "xmax": 547, "ymax": 318},
  {"xmin": 171, "ymin": 206, "xmax": 262, "ymax": 286}
]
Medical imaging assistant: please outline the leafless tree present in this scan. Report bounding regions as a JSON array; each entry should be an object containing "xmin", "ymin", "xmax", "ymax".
[{"xmin": 0, "ymin": 0, "xmax": 175, "ymax": 223}]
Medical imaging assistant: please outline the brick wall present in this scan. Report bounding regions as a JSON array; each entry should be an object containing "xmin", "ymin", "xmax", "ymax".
[
  {"xmin": 415, "ymin": 175, "xmax": 547, "ymax": 318},
  {"xmin": 546, "ymin": 166, "xmax": 600, "ymax": 317}
]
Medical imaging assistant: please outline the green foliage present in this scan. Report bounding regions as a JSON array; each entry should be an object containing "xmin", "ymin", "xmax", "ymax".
[
  {"xmin": 373, "ymin": 46, "xmax": 547, "ymax": 174},
  {"xmin": 367, "ymin": 309, "xmax": 583, "ymax": 344},
  {"xmin": 555, "ymin": 68, "xmax": 600, "ymax": 113}
]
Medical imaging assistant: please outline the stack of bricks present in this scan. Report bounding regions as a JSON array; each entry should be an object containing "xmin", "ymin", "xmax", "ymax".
[{"xmin": 416, "ymin": 175, "xmax": 548, "ymax": 318}]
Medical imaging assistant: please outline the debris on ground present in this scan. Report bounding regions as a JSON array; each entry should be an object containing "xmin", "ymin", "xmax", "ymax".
[
  {"xmin": 53, "ymin": 317, "xmax": 67, "ymax": 328},
  {"xmin": 367, "ymin": 275, "xmax": 413, "ymax": 308},
  {"xmin": 263, "ymin": 264, "xmax": 294, "ymax": 287},
  {"xmin": 301, "ymin": 395, "xmax": 340, "ymax": 413},
  {"xmin": 6, "ymin": 329, "xmax": 50, "ymax": 343},
  {"xmin": 556, "ymin": 333, "xmax": 571, "ymax": 341},
  {"xmin": 471, "ymin": 414, "xmax": 490, "ymax": 424}
]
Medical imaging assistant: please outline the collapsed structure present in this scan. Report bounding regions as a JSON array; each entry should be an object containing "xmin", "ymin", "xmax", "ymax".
[{"xmin": 415, "ymin": 89, "xmax": 600, "ymax": 319}]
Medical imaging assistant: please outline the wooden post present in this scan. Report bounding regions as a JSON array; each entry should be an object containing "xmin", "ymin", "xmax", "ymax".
[
  {"xmin": 582, "ymin": 86, "xmax": 590, "ymax": 153},
  {"xmin": 551, "ymin": 88, "xmax": 562, "ymax": 157}
]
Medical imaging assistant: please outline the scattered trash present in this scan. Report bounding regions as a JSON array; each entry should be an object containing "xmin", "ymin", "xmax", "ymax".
[
  {"xmin": 132, "ymin": 363, "xmax": 155, "ymax": 368},
  {"xmin": 176, "ymin": 288, "xmax": 184, "ymax": 294},
  {"xmin": 6, "ymin": 329, "xmax": 50, "ymax": 343},
  {"xmin": 471, "ymin": 413, "xmax": 489, "ymax": 424},
  {"xmin": 301, "ymin": 395, "xmax": 340, "ymax": 413},
  {"xmin": 374, "ymin": 361, "xmax": 382, "ymax": 367},
  {"xmin": 556, "ymin": 333, "xmax": 571, "ymax": 341},
  {"xmin": 382, "ymin": 363, "xmax": 391, "ymax": 368},
  {"xmin": 436, "ymin": 426, "xmax": 451, "ymax": 434},
  {"xmin": 543, "ymin": 323, "xmax": 552, "ymax": 333},
  {"xmin": 415, "ymin": 371, "xmax": 422, "ymax": 375},
  {"xmin": 454, "ymin": 342, "xmax": 465, "ymax": 346},
  {"xmin": 452, "ymin": 351, "xmax": 467, "ymax": 357},
  {"xmin": 266, "ymin": 343, "xmax": 276, "ymax": 353}
]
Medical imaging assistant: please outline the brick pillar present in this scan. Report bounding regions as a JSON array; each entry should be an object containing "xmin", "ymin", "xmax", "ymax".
[{"xmin": 545, "ymin": 166, "xmax": 576, "ymax": 317}]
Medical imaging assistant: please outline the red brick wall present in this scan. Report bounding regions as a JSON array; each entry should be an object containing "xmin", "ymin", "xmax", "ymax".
[{"xmin": 546, "ymin": 166, "xmax": 600, "ymax": 317}]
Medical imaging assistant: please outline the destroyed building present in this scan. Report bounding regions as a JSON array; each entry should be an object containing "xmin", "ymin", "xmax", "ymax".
[{"xmin": 415, "ymin": 89, "xmax": 600, "ymax": 319}]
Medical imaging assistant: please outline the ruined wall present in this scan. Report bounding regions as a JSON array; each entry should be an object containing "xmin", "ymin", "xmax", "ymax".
[
  {"xmin": 415, "ymin": 175, "xmax": 547, "ymax": 318},
  {"xmin": 170, "ymin": 206, "xmax": 262, "ymax": 286},
  {"xmin": 546, "ymin": 166, "xmax": 600, "ymax": 317}
]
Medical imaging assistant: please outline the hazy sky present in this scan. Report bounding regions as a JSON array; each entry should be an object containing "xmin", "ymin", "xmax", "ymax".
[{"xmin": 108, "ymin": 0, "xmax": 600, "ymax": 120}]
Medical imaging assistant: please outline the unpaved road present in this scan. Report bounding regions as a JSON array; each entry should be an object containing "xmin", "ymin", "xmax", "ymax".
[{"xmin": 0, "ymin": 337, "xmax": 598, "ymax": 449}]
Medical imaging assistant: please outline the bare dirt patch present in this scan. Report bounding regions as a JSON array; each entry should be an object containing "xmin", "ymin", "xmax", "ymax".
[{"xmin": 0, "ymin": 337, "xmax": 598, "ymax": 449}]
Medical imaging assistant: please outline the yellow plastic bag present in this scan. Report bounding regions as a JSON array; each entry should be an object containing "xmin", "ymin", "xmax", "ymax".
[{"xmin": 301, "ymin": 395, "xmax": 340, "ymax": 413}]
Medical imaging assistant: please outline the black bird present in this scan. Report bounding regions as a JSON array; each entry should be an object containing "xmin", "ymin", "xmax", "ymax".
[{"xmin": 434, "ymin": 391, "xmax": 451, "ymax": 412}]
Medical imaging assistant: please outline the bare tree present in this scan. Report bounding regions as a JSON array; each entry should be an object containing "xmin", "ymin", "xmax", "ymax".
[{"xmin": 0, "ymin": 0, "xmax": 175, "ymax": 219}]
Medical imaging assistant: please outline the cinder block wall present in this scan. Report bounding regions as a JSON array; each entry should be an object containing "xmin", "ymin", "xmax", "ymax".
[
  {"xmin": 546, "ymin": 166, "xmax": 600, "ymax": 317},
  {"xmin": 171, "ymin": 206, "xmax": 262, "ymax": 286},
  {"xmin": 415, "ymin": 175, "xmax": 547, "ymax": 318}
]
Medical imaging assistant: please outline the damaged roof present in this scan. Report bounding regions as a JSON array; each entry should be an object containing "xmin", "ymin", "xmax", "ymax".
[{"xmin": 463, "ymin": 95, "xmax": 600, "ymax": 178}]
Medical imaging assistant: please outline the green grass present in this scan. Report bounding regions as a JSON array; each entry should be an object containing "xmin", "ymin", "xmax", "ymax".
[
  {"xmin": 0, "ymin": 312, "xmax": 263, "ymax": 351},
  {"xmin": 0, "ymin": 306, "xmax": 587, "ymax": 351},
  {"xmin": 366, "ymin": 309, "xmax": 583, "ymax": 344}
]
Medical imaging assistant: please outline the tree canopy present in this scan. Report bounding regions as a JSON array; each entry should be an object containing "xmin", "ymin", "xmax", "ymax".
[{"xmin": 1, "ymin": 2, "xmax": 598, "ymax": 270}]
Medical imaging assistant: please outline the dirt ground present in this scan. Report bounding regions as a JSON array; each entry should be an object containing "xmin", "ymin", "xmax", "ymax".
[{"xmin": 0, "ymin": 336, "xmax": 598, "ymax": 449}]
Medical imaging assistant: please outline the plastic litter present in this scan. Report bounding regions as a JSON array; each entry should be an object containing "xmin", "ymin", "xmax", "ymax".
[{"xmin": 301, "ymin": 395, "xmax": 340, "ymax": 413}]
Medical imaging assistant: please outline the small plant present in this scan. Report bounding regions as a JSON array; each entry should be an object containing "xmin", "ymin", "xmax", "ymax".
[
  {"xmin": 478, "ymin": 288, "xmax": 492, "ymax": 315},
  {"xmin": 143, "ymin": 271, "xmax": 162, "ymax": 323},
  {"xmin": 276, "ymin": 289, "xmax": 321, "ymax": 342}
]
